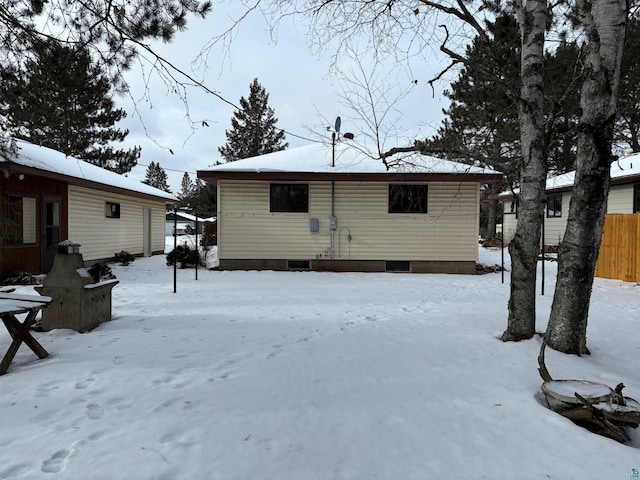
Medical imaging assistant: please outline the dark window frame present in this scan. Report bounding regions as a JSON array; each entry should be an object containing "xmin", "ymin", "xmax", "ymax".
[
  {"xmin": 546, "ymin": 194, "xmax": 562, "ymax": 218},
  {"xmin": 270, "ymin": 184, "xmax": 309, "ymax": 213},
  {"xmin": 5, "ymin": 194, "xmax": 38, "ymax": 246},
  {"xmin": 105, "ymin": 202, "xmax": 121, "ymax": 218},
  {"xmin": 388, "ymin": 184, "xmax": 428, "ymax": 214}
]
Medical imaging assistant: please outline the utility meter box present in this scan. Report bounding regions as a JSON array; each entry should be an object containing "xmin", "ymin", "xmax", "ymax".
[
  {"xmin": 329, "ymin": 216, "xmax": 337, "ymax": 230},
  {"xmin": 309, "ymin": 218, "xmax": 319, "ymax": 232}
]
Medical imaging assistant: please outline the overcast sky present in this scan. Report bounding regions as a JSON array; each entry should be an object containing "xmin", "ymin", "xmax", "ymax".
[{"xmin": 118, "ymin": 3, "xmax": 452, "ymax": 191}]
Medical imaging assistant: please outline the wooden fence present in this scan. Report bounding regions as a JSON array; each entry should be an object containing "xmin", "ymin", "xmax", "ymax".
[{"xmin": 594, "ymin": 214, "xmax": 640, "ymax": 283}]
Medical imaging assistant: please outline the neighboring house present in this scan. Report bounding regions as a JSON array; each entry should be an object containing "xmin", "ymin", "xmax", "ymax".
[
  {"xmin": 198, "ymin": 142, "xmax": 502, "ymax": 274},
  {"xmin": 0, "ymin": 140, "xmax": 176, "ymax": 280},
  {"xmin": 165, "ymin": 211, "xmax": 216, "ymax": 236},
  {"xmin": 501, "ymin": 153, "xmax": 640, "ymax": 247}
]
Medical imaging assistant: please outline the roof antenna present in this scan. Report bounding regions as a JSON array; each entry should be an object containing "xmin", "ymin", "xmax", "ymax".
[{"xmin": 332, "ymin": 116, "xmax": 341, "ymax": 167}]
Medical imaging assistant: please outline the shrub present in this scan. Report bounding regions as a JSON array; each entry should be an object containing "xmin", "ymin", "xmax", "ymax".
[
  {"xmin": 201, "ymin": 222, "xmax": 217, "ymax": 249},
  {"xmin": 166, "ymin": 245, "xmax": 200, "ymax": 268},
  {"xmin": 114, "ymin": 250, "xmax": 135, "ymax": 266},
  {"xmin": 88, "ymin": 263, "xmax": 117, "ymax": 282}
]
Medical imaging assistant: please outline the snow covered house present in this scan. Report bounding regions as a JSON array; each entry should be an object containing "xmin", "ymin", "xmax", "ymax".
[
  {"xmin": 501, "ymin": 153, "xmax": 640, "ymax": 247},
  {"xmin": 0, "ymin": 140, "xmax": 176, "ymax": 280},
  {"xmin": 198, "ymin": 142, "xmax": 502, "ymax": 274}
]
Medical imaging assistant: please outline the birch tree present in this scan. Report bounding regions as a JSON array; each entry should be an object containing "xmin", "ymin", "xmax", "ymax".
[
  {"xmin": 546, "ymin": 0, "xmax": 628, "ymax": 354},
  {"xmin": 502, "ymin": 0, "xmax": 547, "ymax": 341}
]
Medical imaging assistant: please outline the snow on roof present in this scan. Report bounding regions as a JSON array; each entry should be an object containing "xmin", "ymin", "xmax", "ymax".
[
  {"xmin": 500, "ymin": 152, "xmax": 640, "ymax": 197},
  {"xmin": 205, "ymin": 142, "xmax": 501, "ymax": 176},
  {"xmin": 167, "ymin": 211, "xmax": 216, "ymax": 222},
  {"xmin": 547, "ymin": 153, "xmax": 640, "ymax": 190},
  {"xmin": 1, "ymin": 139, "xmax": 176, "ymax": 201}
]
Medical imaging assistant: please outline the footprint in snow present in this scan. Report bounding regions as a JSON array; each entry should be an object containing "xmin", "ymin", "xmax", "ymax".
[{"xmin": 41, "ymin": 449, "xmax": 71, "ymax": 473}]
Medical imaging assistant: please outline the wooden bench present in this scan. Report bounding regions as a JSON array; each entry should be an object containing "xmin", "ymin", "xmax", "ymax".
[{"xmin": 0, "ymin": 292, "xmax": 52, "ymax": 375}]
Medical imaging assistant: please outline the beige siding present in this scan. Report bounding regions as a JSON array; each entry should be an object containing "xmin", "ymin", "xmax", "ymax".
[
  {"xmin": 502, "ymin": 194, "xmax": 569, "ymax": 246},
  {"xmin": 22, "ymin": 196, "xmax": 37, "ymax": 243},
  {"xmin": 69, "ymin": 185, "xmax": 167, "ymax": 261},
  {"xmin": 502, "ymin": 200, "xmax": 517, "ymax": 243},
  {"xmin": 543, "ymin": 192, "xmax": 570, "ymax": 246},
  {"xmin": 218, "ymin": 180, "xmax": 480, "ymax": 262},
  {"xmin": 607, "ymin": 184, "xmax": 634, "ymax": 213}
]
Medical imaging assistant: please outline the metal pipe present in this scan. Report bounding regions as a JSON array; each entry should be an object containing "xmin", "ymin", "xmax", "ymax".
[
  {"xmin": 195, "ymin": 215, "xmax": 199, "ymax": 281},
  {"xmin": 173, "ymin": 207, "xmax": 177, "ymax": 293}
]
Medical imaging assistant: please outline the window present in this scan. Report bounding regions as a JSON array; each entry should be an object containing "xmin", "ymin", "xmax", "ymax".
[
  {"xmin": 546, "ymin": 194, "xmax": 562, "ymax": 218},
  {"xmin": 389, "ymin": 185, "xmax": 428, "ymax": 213},
  {"xmin": 270, "ymin": 184, "xmax": 309, "ymax": 212},
  {"xmin": 105, "ymin": 202, "xmax": 120, "ymax": 218},
  {"xmin": 287, "ymin": 260, "xmax": 310, "ymax": 270},
  {"xmin": 386, "ymin": 260, "xmax": 410, "ymax": 272},
  {"xmin": 6, "ymin": 195, "xmax": 37, "ymax": 245},
  {"xmin": 634, "ymin": 184, "xmax": 640, "ymax": 213}
]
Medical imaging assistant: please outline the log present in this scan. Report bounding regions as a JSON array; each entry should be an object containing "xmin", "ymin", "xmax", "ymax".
[
  {"xmin": 574, "ymin": 393, "xmax": 629, "ymax": 443},
  {"xmin": 537, "ymin": 338, "xmax": 553, "ymax": 382}
]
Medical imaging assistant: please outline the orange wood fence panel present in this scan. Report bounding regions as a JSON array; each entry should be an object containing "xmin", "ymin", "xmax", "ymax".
[{"xmin": 595, "ymin": 214, "xmax": 640, "ymax": 283}]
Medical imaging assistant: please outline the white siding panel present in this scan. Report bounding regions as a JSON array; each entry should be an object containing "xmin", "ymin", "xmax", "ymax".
[
  {"xmin": 69, "ymin": 186, "xmax": 167, "ymax": 261},
  {"xmin": 543, "ymin": 192, "xmax": 570, "ymax": 246},
  {"xmin": 607, "ymin": 184, "xmax": 634, "ymax": 213},
  {"xmin": 218, "ymin": 180, "xmax": 480, "ymax": 262}
]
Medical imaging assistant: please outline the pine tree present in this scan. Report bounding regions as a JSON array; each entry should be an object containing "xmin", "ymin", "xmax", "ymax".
[
  {"xmin": 616, "ymin": 18, "xmax": 640, "ymax": 152},
  {"xmin": 417, "ymin": 14, "xmax": 583, "ymax": 182},
  {"xmin": 190, "ymin": 180, "xmax": 217, "ymax": 218},
  {"xmin": 417, "ymin": 15, "xmax": 521, "ymax": 183},
  {"xmin": 0, "ymin": 38, "xmax": 141, "ymax": 174},
  {"xmin": 177, "ymin": 172, "xmax": 196, "ymax": 207},
  {"xmin": 218, "ymin": 78, "xmax": 288, "ymax": 162},
  {"xmin": 142, "ymin": 161, "xmax": 171, "ymax": 193}
]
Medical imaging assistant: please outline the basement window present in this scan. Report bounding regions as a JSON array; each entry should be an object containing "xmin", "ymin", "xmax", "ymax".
[
  {"xmin": 105, "ymin": 202, "xmax": 121, "ymax": 218},
  {"xmin": 287, "ymin": 260, "xmax": 310, "ymax": 270},
  {"xmin": 386, "ymin": 261, "xmax": 410, "ymax": 272}
]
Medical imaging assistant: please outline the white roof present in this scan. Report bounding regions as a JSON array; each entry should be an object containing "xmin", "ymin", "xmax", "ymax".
[
  {"xmin": 1, "ymin": 139, "xmax": 176, "ymax": 201},
  {"xmin": 546, "ymin": 153, "xmax": 640, "ymax": 190},
  {"xmin": 500, "ymin": 152, "xmax": 640, "ymax": 197},
  {"xmin": 205, "ymin": 142, "xmax": 501, "ymax": 176}
]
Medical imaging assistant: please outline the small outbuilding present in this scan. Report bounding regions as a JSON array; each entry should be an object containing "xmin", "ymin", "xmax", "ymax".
[
  {"xmin": 198, "ymin": 142, "xmax": 502, "ymax": 274},
  {"xmin": 0, "ymin": 140, "xmax": 176, "ymax": 280},
  {"xmin": 165, "ymin": 211, "xmax": 216, "ymax": 236}
]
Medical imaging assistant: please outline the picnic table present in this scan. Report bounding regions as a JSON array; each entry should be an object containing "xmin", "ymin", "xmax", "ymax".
[{"xmin": 0, "ymin": 292, "xmax": 52, "ymax": 375}]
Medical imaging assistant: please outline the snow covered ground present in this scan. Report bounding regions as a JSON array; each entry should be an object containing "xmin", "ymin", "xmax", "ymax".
[{"xmin": 1, "ymin": 245, "xmax": 639, "ymax": 479}]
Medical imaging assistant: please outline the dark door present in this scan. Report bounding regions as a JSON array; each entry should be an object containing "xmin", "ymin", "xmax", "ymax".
[{"xmin": 42, "ymin": 196, "xmax": 61, "ymax": 273}]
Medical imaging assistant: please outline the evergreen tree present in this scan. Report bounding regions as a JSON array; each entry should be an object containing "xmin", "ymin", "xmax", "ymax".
[
  {"xmin": 142, "ymin": 161, "xmax": 171, "ymax": 193},
  {"xmin": 615, "ymin": 18, "xmax": 640, "ymax": 152},
  {"xmin": 177, "ymin": 172, "xmax": 196, "ymax": 206},
  {"xmin": 190, "ymin": 180, "xmax": 217, "ymax": 218},
  {"xmin": 417, "ymin": 14, "xmax": 582, "ymax": 184},
  {"xmin": 218, "ymin": 78, "xmax": 288, "ymax": 162},
  {"xmin": 0, "ymin": 38, "xmax": 141, "ymax": 173},
  {"xmin": 416, "ymin": 15, "xmax": 521, "ymax": 183}
]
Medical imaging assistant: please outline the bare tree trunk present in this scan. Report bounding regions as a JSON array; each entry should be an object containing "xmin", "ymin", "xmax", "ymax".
[
  {"xmin": 546, "ymin": 0, "xmax": 627, "ymax": 354},
  {"xmin": 502, "ymin": 0, "xmax": 547, "ymax": 342}
]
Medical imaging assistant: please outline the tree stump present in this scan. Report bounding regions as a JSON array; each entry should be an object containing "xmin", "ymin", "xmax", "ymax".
[{"xmin": 538, "ymin": 338, "xmax": 640, "ymax": 443}]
